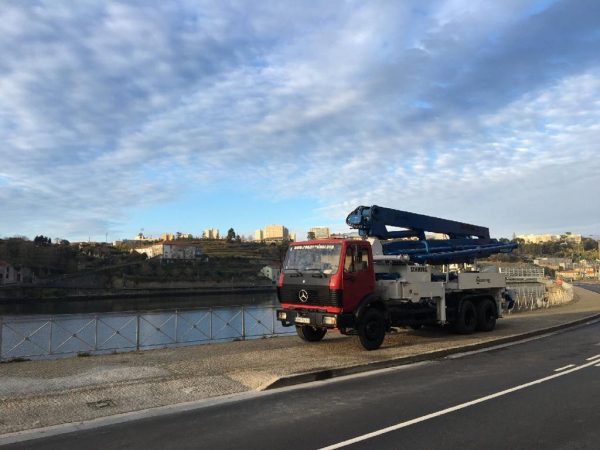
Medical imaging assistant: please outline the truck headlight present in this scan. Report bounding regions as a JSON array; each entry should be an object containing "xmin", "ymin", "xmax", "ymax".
[
  {"xmin": 323, "ymin": 316, "xmax": 337, "ymax": 326},
  {"xmin": 277, "ymin": 311, "xmax": 287, "ymax": 320}
]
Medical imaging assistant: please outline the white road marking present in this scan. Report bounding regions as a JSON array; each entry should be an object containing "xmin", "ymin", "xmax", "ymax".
[
  {"xmin": 585, "ymin": 354, "xmax": 600, "ymax": 361},
  {"xmin": 319, "ymin": 358, "xmax": 600, "ymax": 450},
  {"xmin": 554, "ymin": 364, "xmax": 576, "ymax": 372}
]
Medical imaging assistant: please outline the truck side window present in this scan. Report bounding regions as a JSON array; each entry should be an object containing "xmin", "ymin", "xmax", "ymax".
[
  {"xmin": 344, "ymin": 246, "xmax": 355, "ymax": 272},
  {"xmin": 356, "ymin": 246, "xmax": 369, "ymax": 271}
]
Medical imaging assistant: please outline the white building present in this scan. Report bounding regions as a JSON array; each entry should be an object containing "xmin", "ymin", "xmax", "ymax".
[
  {"xmin": 260, "ymin": 265, "xmax": 280, "ymax": 283},
  {"xmin": 203, "ymin": 228, "xmax": 220, "ymax": 239},
  {"xmin": 0, "ymin": 261, "xmax": 32, "ymax": 284},
  {"xmin": 134, "ymin": 241, "xmax": 206, "ymax": 261}
]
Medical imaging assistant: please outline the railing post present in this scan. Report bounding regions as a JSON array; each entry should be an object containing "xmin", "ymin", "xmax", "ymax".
[
  {"xmin": 49, "ymin": 316, "xmax": 53, "ymax": 356},
  {"xmin": 95, "ymin": 314, "xmax": 99, "ymax": 352},
  {"xmin": 136, "ymin": 313, "xmax": 140, "ymax": 351},
  {"xmin": 175, "ymin": 310, "xmax": 179, "ymax": 344},
  {"xmin": 242, "ymin": 305, "xmax": 246, "ymax": 340}
]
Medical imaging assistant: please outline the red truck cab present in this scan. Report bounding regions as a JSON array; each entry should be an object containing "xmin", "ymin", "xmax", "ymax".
[{"xmin": 276, "ymin": 239, "xmax": 376, "ymax": 338}]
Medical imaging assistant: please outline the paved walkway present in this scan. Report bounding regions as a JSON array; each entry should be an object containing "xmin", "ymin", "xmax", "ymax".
[{"xmin": 1, "ymin": 286, "xmax": 599, "ymax": 435}]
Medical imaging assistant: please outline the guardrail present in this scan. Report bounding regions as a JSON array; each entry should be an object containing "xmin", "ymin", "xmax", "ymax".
[
  {"xmin": 0, "ymin": 306, "xmax": 295, "ymax": 362},
  {"xmin": 499, "ymin": 266, "xmax": 545, "ymax": 281},
  {"xmin": 506, "ymin": 282, "xmax": 573, "ymax": 312}
]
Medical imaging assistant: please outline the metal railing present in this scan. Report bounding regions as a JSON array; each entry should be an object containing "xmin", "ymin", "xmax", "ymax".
[
  {"xmin": 506, "ymin": 282, "xmax": 573, "ymax": 312},
  {"xmin": 499, "ymin": 266, "xmax": 545, "ymax": 281},
  {"xmin": 0, "ymin": 306, "xmax": 295, "ymax": 362}
]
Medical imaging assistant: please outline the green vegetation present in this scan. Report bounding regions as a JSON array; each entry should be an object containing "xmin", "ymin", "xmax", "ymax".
[
  {"xmin": 0, "ymin": 237, "xmax": 286, "ymax": 290},
  {"xmin": 513, "ymin": 237, "xmax": 599, "ymax": 261},
  {"xmin": 121, "ymin": 240, "xmax": 286, "ymax": 285}
]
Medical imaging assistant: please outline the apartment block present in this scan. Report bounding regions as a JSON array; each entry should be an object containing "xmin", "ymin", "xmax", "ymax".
[{"xmin": 309, "ymin": 227, "xmax": 331, "ymax": 239}]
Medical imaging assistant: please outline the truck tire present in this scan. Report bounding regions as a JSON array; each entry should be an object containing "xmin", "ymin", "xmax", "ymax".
[
  {"xmin": 357, "ymin": 308, "xmax": 386, "ymax": 350},
  {"xmin": 296, "ymin": 325, "xmax": 327, "ymax": 342},
  {"xmin": 454, "ymin": 299, "xmax": 477, "ymax": 334},
  {"xmin": 476, "ymin": 299, "xmax": 497, "ymax": 332}
]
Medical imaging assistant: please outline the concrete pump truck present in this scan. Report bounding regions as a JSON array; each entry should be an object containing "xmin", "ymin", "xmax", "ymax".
[{"xmin": 276, "ymin": 205, "xmax": 517, "ymax": 350}]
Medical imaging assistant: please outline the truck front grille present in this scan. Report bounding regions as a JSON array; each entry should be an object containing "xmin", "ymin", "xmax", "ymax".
[{"xmin": 278, "ymin": 286, "xmax": 343, "ymax": 307}]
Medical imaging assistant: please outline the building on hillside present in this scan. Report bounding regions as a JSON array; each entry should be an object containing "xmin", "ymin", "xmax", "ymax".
[
  {"xmin": 134, "ymin": 233, "xmax": 156, "ymax": 242},
  {"xmin": 289, "ymin": 232, "xmax": 296, "ymax": 242},
  {"xmin": 260, "ymin": 265, "xmax": 280, "ymax": 283},
  {"xmin": 265, "ymin": 224, "xmax": 289, "ymax": 240},
  {"xmin": 426, "ymin": 233, "xmax": 450, "ymax": 240},
  {"xmin": 161, "ymin": 233, "xmax": 175, "ymax": 241},
  {"xmin": 516, "ymin": 234, "xmax": 560, "ymax": 244},
  {"xmin": 516, "ymin": 233, "xmax": 582, "ymax": 244},
  {"xmin": 0, "ymin": 260, "xmax": 13, "ymax": 284},
  {"xmin": 203, "ymin": 228, "xmax": 219, "ymax": 239},
  {"xmin": 0, "ymin": 260, "xmax": 33, "ymax": 284},
  {"xmin": 562, "ymin": 233, "xmax": 582, "ymax": 244},
  {"xmin": 133, "ymin": 241, "xmax": 207, "ymax": 261},
  {"xmin": 534, "ymin": 257, "xmax": 572, "ymax": 270},
  {"xmin": 309, "ymin": 227, "xmax": 330, "ymax": 239},
  {"xmin": 254, "ymin": 224, "xmax": 290, "ymax": 243}
]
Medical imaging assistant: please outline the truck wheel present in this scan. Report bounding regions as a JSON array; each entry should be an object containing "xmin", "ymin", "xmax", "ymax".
[
  {"xmin": 357, "ymin": 309, "xmax": 386, "ymax": 350},
  {"xmin": 476, "ymin": 299, "xmax": 497, "ymax": 332},
  {"xmin": 296, "ymin": 325, "xmax": 327, "ymax": 342},
  {"xmin": 454, "ymin": 300, "xmax": 477, "ymax": 334}
]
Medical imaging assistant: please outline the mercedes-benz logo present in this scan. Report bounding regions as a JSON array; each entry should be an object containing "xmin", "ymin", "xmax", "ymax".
[{"xmin": 298, "ymin": 289, "xmax": 309, "ymax": 303}]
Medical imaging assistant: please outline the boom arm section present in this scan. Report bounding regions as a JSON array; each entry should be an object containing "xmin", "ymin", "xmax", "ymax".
[{"xmin": 346, "ymin": 205, "xmax": 517, "ymax": 264}]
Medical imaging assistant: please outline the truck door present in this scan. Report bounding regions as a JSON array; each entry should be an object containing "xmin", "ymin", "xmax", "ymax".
[{"xmin": 342, "ymin": 243, "xmax": 375, "ymax": 312}]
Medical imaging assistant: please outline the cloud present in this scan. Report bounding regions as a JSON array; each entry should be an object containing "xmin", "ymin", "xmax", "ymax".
[{"xmin": 0, "ymin": 0, "xmax": 599, "ymax": 239}]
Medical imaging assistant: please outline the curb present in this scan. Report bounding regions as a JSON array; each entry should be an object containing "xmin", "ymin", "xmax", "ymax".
[{"xmin": 262, "ymin": 312, "xmax": 600, "ymax": 390}]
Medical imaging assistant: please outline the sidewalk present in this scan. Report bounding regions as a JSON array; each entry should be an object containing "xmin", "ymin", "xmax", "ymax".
[{"xmin": 1, "ymin": 286, "xmax": 599, "ymax": 435}]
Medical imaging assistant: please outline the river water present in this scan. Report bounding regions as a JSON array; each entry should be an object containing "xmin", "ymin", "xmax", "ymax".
[{"xmin": 0, "ymin": 290, "xmax": 278, "ymax": 315}]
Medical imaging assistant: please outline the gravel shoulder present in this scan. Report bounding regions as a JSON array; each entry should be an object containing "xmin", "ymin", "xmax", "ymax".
[{"xmin": 1, "ymin": 286, "xmax": 599, "ymax": 435}]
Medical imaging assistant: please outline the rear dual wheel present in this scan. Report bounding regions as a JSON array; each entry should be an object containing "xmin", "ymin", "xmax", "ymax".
[
  {"xmin": 476, "ymin": 299, "xmax": 497, "ymax": 332},
  {"xmin": 454, "ymin": 299, "xmax": 497, "ymax": 334}
]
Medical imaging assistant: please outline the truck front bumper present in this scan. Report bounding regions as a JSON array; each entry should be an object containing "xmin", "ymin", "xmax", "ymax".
[{"xmin": 276, "ymin": 308, "xmax": 355, "ymax": 329}]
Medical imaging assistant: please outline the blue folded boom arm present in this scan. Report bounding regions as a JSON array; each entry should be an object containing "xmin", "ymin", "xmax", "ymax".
[{"xmin": 346, "ymin": 205, "xmax": 517, "ymax": 264}]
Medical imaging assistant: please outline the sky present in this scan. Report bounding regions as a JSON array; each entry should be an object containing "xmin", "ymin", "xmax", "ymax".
[{"xmin": 1, "ymin": 0, "xmax": 600, "ymax": 242}]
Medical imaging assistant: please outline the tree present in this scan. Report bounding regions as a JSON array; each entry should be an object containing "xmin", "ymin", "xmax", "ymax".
[
  {"xmin": 307, "ymin": 231, "xmax": 316, "ymax": 240},
  {"xmin": 226, "ymin": 228, "xmax": 236, "ymax": 242},
  {"xmin": 33, "ymin": 235, "xmax": 52, "ymax": 246}
]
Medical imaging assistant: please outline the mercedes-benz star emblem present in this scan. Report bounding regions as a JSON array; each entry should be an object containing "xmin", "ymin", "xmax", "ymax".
[{"xmin": 298, "ymin": 289, "xmax": 309, "ymax": 303}]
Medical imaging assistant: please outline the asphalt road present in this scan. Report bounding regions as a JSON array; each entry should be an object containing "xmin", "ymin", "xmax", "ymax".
[
  {"xmin": 4, "ymin": 320, "xmax": 600, "ymax": 449},
  {"xmin": 576, "ymin": 282, "xmax": 600, "ymax": 294}
]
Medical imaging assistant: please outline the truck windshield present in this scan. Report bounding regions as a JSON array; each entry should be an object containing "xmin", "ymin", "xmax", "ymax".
[{"xmin": 283, "ymin": 244, "xmax": 342, "ymax": 275}]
